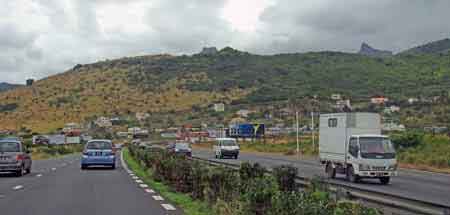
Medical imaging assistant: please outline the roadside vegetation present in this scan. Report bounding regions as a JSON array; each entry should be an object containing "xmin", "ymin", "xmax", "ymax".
[
  {"xmin": 31, "ymin": 144, "xmax": 83, "ymax": 160},
  {"xmin": 127, "ymin": 144, "xmax": 379, "ymax": 215},
  {"xmin": 391, "ymin": 132, "xmax": 450, "ymax": 171}
]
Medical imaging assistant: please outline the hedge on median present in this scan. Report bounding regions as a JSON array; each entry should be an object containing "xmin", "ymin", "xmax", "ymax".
[{"xmin": 128, "ymin": 145, "xmax": 379, "ymax": 215}]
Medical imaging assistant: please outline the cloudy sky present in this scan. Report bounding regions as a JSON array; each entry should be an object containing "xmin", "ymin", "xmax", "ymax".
[{"xmin": 1, "ymin": 0, "xmax": 450, "ymax": 84}]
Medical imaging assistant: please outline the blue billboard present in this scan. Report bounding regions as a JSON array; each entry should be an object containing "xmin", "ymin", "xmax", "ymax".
[{"xmin": 228, "ymin": 123, "xmax": 265, "ymax": 138}]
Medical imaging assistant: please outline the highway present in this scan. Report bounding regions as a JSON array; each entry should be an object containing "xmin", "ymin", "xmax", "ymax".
[
  {"xmin": 0, "ymin": 153, "xmax": 181, "ymax": 215},
  {"xmin": 193, "ymin": 148, "xmax": 450, "ymax": 207}
]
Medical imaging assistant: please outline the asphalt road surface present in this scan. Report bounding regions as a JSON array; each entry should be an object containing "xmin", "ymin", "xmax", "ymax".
[
  {"xmin": 193, "ymin": 148, "xmax": 450, "ymax": 207},
  {"xmin": 0, "ymin": 153, "xmax": 181, "ymax": 215}
]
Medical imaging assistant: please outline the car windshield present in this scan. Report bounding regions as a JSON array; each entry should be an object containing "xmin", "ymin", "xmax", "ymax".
[
  {"xmin": 359, "ymin": 137, "xmax": 395, "ymax": 158},
  {"xmin": 221, "ymin": 140, "xmax": 237, "ymax": 146},
  {"xmin": 176, "ymin": 143, "xmax": 190, "ymax": 149},
  {"xmin": 86, "ymin": 141, "xmax": 112, "ymax": 150},
  {"xmin": 0, "ymin": 142, "xmax": 20, "ymax": 152}
]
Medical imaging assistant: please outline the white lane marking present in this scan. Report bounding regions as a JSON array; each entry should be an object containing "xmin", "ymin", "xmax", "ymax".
[
  {"xmin": 132, "ymin": 176, "xmax": 139, "ymax": 180},
  {"xmin": 12, "ymin": 185, "xmax": 24, "ymax": 190},
  {"xmin": 135, "ymin": 179, "xmax": 143, "ymax": 183},
  {"xmin": 161, "ymin": 204, "xmax": 176, "ymax": 211},
  {"xmin": 51, "ymin": 168, "xmax": 56, "ymax": 171},
  {"xmin": 144, "ymin": 189, "xmax": 155, "ymax": 193},
  {"xmin": 152, "ymin": 195, "xmax": 164, "ymax": 201},
  {"xmin": 139, "ymin": 184, "xmax": 148, "ymax": 188},
  {"xmin": 36, "ymin": 174, "xmax": 43, "ymax": 177}
]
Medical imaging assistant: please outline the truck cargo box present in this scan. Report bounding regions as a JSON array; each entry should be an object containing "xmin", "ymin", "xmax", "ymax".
[{"xmin": 319, "ymin": 113, "xmax": 381, "ymax": 163}]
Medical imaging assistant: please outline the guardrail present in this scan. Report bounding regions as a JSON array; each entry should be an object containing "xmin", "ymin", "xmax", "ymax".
[{"xmin": 191, "ymin": 156, "xmax": 450, "ymax": 215}]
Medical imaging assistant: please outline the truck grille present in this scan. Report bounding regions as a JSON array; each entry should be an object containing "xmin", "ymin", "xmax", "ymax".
[{"xmin": 372, "ymin": 166, "xmax": 386, "ymax": 171}]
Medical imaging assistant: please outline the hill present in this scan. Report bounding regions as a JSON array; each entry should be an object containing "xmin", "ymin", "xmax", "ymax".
[
  {"xmin": 400, "ymin": 38, "xmax": 450, "ymax": 55},
  {"xmin": 0, "ymin": 82, "xmax": 21, "ymax": 92},
  {"xmin": 358, "ymin": 42, "xmax": 392, "ymax": 57},
  {"xmin": 0, "ymin": 46, "xmax": 449, "ymax": 133}
]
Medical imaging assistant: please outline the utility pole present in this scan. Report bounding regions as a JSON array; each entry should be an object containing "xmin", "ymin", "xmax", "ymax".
[
  {"xmin": 311, "ymin": 111, "xmax": 315, "ymax": 149},
  {"xmin": 296, "ymin": 111, "xmax": 299, "ymax": 157}
]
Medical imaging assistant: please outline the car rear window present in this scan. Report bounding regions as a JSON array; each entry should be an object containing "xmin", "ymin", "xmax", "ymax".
[
  {"xmin": 86, "ymin": 141, "xmax": 112, "ymax": 150},
  {"xmin": 0, "ymin": 142, "xmax": 21, "ymax": 152}
]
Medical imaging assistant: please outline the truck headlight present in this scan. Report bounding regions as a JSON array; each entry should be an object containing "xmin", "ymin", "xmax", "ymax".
[
  {"xmin": 388, "ymin": 164, "xmax": 397, "ymax": 171},
  {"xmin": 359, "ymin": 164, "xmax": 371, "ymax": 171}
]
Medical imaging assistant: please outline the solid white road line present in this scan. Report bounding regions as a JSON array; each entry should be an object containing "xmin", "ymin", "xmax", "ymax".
[
  {"xmin": 139, "ymin": 184, "xmax": 148, "ymax": 188},
  {"xmin": 12, "ymin": 185, "xmax": 24, "ymax": 190},
  {"xmin": 152, "ymin": 195, "xmax": 164, "ymax": 201},
  {"xmin": 144, "ymin": 189, "xmax": 155, "ymax": 193},
  {"xmin": 161, "ymin": 204, "xmax": 176, "ymax": 211}
]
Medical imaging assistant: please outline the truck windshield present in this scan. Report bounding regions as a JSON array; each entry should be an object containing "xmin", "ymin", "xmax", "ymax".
[
  {"xmin": 0, "ymin": 142, "xmax": 21, "ymax": 152},
  {"xmin": 359, "ymin": 137, "xmax": 395, "ymax": 159},
  {"xmin": 221, "ymin": 140, "xmax": 237, "ymax": 146}
]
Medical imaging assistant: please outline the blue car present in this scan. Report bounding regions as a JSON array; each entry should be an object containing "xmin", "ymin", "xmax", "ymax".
[{"xmin": 81, "ymin": 140, "xmax": 116, "ymax": 169}]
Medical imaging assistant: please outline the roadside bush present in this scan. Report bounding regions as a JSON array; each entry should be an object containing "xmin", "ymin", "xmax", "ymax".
[
  {"xmin": 391, "ymin": 131, "xmax": 424, "ymax": 149},
  {"xmin": 127, "ymin": 145, "xmax": 380, "ymax": 215},
  {"xmin": 273, "ymin": 165, "xmax": 298, "ymax": 192}
]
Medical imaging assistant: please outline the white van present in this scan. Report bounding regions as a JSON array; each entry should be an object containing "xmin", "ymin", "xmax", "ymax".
[{"xmin": 213, "ymin": 138, "xmax": 239, "ymax": 159}]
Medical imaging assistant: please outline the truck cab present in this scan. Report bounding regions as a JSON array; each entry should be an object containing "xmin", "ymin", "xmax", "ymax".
[
  {"xmin": 345, "ymin": 135, "xmax": 397, "ymax": 184},
  {"xmin": 319, "ymin": 112, "xmax": 397, "ymax": 184}
]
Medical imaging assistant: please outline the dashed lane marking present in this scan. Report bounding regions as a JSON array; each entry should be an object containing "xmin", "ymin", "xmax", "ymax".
[
  {"xmin": 12, "ymin": 185, "xmax": 24, "ymax": 190},
  {"xmin": 144, "ymin": 189, "xmax": 155, "ymax": 193},
  {"xmin": 152, "ymin": 195, "xmax": 164, "ymax": 201},
  {"xmin": 139, "ymin": 184, "xmax": 148, "ymax": 188},
  {"xmin": 36, "ymin": 174, "xmax": 43, "ymax": 177},
  {"xmin": 0, "ymin": 194, "xmax": 5, "ymax": 198},
  {"xmin": 51, "ymin": 168, "xmax": 56, "ymax": 171},
  {"xmin": 161, "ymin": 204, "xmax": 176, "ymax": 211}
]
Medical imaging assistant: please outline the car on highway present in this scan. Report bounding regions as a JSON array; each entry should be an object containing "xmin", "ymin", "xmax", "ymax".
[
  {"xmin": 166, "ymin": 142, "xmax": 192, "ymax": 157},
  {"xmin": 81, "ymin": 139, "xmax": 116, "ymax": 169},
  {"xmin": 0, "ymin": 140, "xmax": 32, "ymax": 176},
  {"xmin": 214, "ymin": 138, "xmax": 239, "ymax": 159}
]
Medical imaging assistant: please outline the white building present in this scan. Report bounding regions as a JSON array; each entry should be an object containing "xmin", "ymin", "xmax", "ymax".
[
  {"xmin": 408, "ymin": 98, "xmax": 419, "ymax": 104},
  {"xmin": 334, "ymin": 99, "xmax": 351, "ymax": 110},
  {"xmin": 95, "ymin": 117, "xmax": 112, "ymax": 128},
  {"xmin": 136, "ymin": 112, "xmax": 150, "ymax": 121},
  {"xmin": 236, "ymin": 109, "xmax": 251, "ymax": 118},
  {"xmin": 213, "ymin": 103, "xmax": 225, "ymax": 112},
  {"xmin": 370, "ymin": 96, "xmax": 389, "ymax": 104},
  {"xmin": 384, "ymin": 105, "xmax": 400, "ymax": 114},
  {"xmin": 331, "ymin": 94, "xmax": 342, "ymax": 100},
  {"xmin": 382, "ymin": 122, "xmax": 405, "ymax": 131}
]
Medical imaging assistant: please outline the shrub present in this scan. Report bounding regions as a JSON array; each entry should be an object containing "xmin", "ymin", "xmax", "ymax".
[{"xmin": 273, "ymin": 165, "xmax": 298, "ymax": 192}]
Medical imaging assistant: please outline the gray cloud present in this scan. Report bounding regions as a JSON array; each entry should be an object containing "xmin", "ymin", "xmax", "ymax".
[{"xmin": 1, "ymin": 0, "xmax": 450, "ymax": 84}]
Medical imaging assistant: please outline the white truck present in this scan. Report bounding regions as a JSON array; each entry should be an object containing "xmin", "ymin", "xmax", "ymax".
[{"xmin": 319, "ymin": 112, "xmax": 397, "ymax": 184}]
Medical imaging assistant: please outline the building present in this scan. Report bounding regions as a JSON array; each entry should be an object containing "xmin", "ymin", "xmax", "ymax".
[
  {"xmin": 213, "ymin": 103, "xmax": 225, "ymax": 112},
  {"xmin": 62, "ymin": 123, "xmax": 80, "ymax": 133},
  {"xmin": 136, "ymin": 112, "xmax": 150, "ymax": 121},
  {"xmin": 408, "ymin": 98, "xmax": 419, "ymax": 104},
  {"xmin": 331, "ymin": 94, "xmax": 342, "ymax": 100},
  {"xmin": 384, "ymin": 105, "xmax": 400, "ymax": 114},
  {"xmin": 236, "ymin": 109, "xmax": 251, "ymax": 118},
  {"xmin": 95, "ymin": 117, "xmax": 112, "ymax": 128},
  {"xmin": 370, "ymin": 96, "xmax": 389, "ymax": 104},
  {"xmin": 334, "ymin": 99, "xmax": 351, "ymax": 111},
  {"xmin": 382, "ymin": 122, "xmax": 405, "ymax": 131}
]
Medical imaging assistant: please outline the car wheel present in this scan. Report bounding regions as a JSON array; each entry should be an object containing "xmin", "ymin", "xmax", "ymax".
[
  {"xmin": 379, "ymin": 177, "xmax": 390, "ymax": 185},
  {"xmin": 325, "ymin": 163, "xmax": 336, "ymax": 179},
  {"xmin": 346, "ymin": 166, "xmax": 359, "ymax": 183},
  {"xmin": 81, "ymin": 165, "xmax": 87, "ymax": 170},
  {"xmin": 111, "ymin": 164, "xmax": 116, "ymax": 169},
  {"xmin": 16, "ymin": 166, "xmax": 24, "ymax": 177}
]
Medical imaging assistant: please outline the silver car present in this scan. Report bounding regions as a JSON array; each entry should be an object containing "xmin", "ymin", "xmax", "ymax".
[{"xmin": 0, "ymin": 140, "xmax": 32, "ymax": 176}]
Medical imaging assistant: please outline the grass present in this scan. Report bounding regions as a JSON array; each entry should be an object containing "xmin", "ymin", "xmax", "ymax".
[{"xmin": 122, "ymin": 148, "xmax": 212, "ymax": 215}]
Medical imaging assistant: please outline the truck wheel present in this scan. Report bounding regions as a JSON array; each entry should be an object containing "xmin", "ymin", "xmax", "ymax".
[
  {"xmin": 16, "ymin": 166, "xmax": 24, "ymax": 177},
  {"xmin": 346, "ymin": 166, "xmax": 360, "ymax": 183},
  {"xmin": 379, "ymin": 177, "xmax": 390, "ymax": 185},
  {"xmin": 25, "ymin": 167, "xmax": 31, "ymax": 174},
  {"xmin": 325, "ymin": 163, "xmax": 336, "ymax": 179}
]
